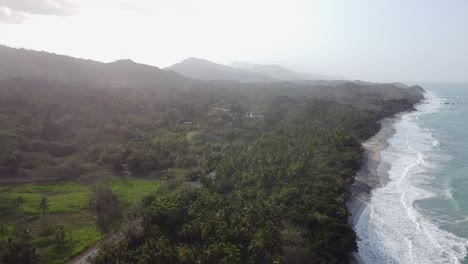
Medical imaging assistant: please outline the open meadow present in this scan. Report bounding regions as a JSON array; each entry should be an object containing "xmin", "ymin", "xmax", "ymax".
[{"xmin": 0, "ymin": 178, "xmax": 160, "ymax": 263}]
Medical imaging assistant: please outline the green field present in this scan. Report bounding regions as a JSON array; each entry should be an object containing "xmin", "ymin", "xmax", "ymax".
[{"xmin": 0, "ymin": 178, "xmax": 160, "ymax": 263}]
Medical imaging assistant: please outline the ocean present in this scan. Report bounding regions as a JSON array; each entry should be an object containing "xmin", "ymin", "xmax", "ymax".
[{"xmin": 355, "ymin": 83, "xmax": 468, "ymax": 263}]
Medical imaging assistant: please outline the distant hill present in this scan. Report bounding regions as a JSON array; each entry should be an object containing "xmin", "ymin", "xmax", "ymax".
[
  {"xmin": 165, "ymin": 58, "xmax": 278, "ymax": 83},
  {"xmin": 231, "ymin": 62, "xmax": 343, "ymax": 81},
  {"xmin": 0, "ymin": 44, "xmax": 415, "ymax": 93},
  {"xmin": 0, "ymin": 45, "xmax": 194, "ymax": 89}
]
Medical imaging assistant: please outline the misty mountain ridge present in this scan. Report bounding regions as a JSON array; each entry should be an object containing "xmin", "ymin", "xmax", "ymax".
[
  {"xmin": 164, "ymin": 57, "xmax": 278, "ymax": 83},
  {"xmin": 165, "ymin": 58, "xmax": 344, "ymax": 83},
  {"xmin": 0, "ymin": 44, "xmax": 417, "ymax": 92},
  {"xmin": 230, "ymin": 62, "xmax": 343, "ymax": 81},
  {"xmin": 0, "ymin": 44, "xmax": 194, "ymax": 89}
]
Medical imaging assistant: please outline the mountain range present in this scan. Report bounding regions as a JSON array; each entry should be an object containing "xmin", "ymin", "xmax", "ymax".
[
  {"xmin": 230, "ymin": 62, "xmax": 338, "ymax": 81},
  {"xmin": 0, "ymin": 44, "xmax": 194, "ymax": 89},
  {"xmin": 164, "ymin": 58, "xmax": 277, "ymax": 83},
  {"xmin": 0, "ymin": 44, "xmax": 414, "ymax": 92},
  {"xmin": 165, "ymin": 58, "xmax": 342, "ymax": 83},
  {"xmin": 0, "ymin": 44, "xmax": 342, "ymax": 88}
]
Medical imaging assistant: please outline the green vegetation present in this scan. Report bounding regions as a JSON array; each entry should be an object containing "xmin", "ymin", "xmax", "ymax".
[
  {"xmin": 38, "ymin": 196, "xmax": 49, "ymax": 229},
  {"xmin": 0, "ymin": 76, "xmax": 424, "ymax": 263},
  {"xmin": 109, "ymin": 178, "xmax": 161, "ymax": 206},
  {"xmin": 2, "ymin": 182, "xmax": 91, "ymax": 214},
  {"xmin": 0, "ymin": 179, "xmax": 160, "ymax": 263}
]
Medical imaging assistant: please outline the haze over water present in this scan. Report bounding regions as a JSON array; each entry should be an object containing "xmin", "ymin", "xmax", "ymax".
[{"xmin": 356, "ymin": 83, "xmax": 468, "ymax": 263}]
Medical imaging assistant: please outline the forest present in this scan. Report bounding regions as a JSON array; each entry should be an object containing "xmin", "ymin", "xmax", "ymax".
[{"xmin": 0, "ymin": 75, "xmax": 424, "ymax": 263}]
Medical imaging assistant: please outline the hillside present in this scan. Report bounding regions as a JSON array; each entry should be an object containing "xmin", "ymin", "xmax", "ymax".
[
  {"xmin": 0, "ymin": 76, "xmax": 424, "ymax": 263},
  {"xmin": 0, "ymin": 45, "xmax": 425, "ymax": 263},
  {"xmin": 230, "ymin": 62, "xmax": 327, "ymax": 81},
  {"xmin": 0, "ymin": 45, "xmax": 195, "ymax": 89},
  {"xmin": 165, "ymin": 57, "xmax": 278, "ymax": 83}
]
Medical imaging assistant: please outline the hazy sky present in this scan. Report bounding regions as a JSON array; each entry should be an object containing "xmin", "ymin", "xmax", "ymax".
[{"xmin": 1, "ymin": 0, "xmax": 467, "ymax": 82}]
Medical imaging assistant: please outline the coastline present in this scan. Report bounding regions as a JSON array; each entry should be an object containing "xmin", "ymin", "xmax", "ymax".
[
  {"xmin": 346, "ymin": 116, "xmax": 400, "ymax": 263},
  {"xmin": 348, "ymin": 90, "xmax": 468, "ymax": 263},
  {"xmin": 346, "ymin": 112, "xmax": 408, "ymax": 264},
  {"xmin": 346, "ymin": 91, "xmax": 431, "ymax": 263},
  {"xmin": 347, "ymin": 117, "xmax": 399, "ymax": 226}
]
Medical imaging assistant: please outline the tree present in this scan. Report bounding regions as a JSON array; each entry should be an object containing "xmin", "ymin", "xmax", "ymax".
[
  {"xmin": 1, "ymin": 224, "xmax": 6, "ymax": 240},
  {"xmin": 38, "ymin": 196, "xmax": 49, "ymax": 229},
  {"xmin": 0, "ymin": 131, "xmax": 18, "ymax": 169},
  {"xmin": 55, "ymin": 225, "xmax": 66, "ymax": 244},
  {"xmin": 89, "ymin": 184, "xmax": 120, "ymax": 235},
  {"xmin": 2, "ymin": 239, "xmax": 39, "ymax": 264}
]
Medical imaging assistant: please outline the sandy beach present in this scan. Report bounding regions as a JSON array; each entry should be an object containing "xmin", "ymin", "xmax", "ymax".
[
  {"xmin": 347, "ymin": 117, "xmax": 399, "ymax": 226},
  {"xmin": 346, "ymin": 117, "xmax": 400, "ymax": 263}
]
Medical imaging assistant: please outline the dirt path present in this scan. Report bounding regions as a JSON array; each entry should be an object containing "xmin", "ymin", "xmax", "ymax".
[
  {"xmin": 2, "ymin": 175, "xmax": 152, "ymax": 262},
  {"xmin": 66, "ymin": 243, "xmax": 99, "ymax": 264},
  {"xmin": 66, "ymin": 233, "xmax": 124, "ymax": 264}
]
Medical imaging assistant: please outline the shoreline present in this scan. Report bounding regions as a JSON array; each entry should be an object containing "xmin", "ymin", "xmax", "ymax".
[
  {"xmin": 346, "ymin": 116, "xmax": 401, "ymax": 263},
  {"xmin": 347, "ymin": 116, "xmax": 399, "ymax": 226}
]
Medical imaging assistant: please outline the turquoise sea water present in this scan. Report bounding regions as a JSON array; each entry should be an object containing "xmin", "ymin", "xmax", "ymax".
[{"xmin": 356, "ymin": 83, "xmax": 468, "ymax": 263}]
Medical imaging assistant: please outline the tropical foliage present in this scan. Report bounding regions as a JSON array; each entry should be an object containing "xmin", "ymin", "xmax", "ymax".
[{"xmin": 0, "ymin": 77, "xmax": 423, "ymax": 263}]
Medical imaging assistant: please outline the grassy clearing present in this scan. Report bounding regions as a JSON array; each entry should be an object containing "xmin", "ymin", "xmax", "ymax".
[
  {"xmin": 32, "ymin": 214, "xmax": 100, "ymax": 264},
  {"xmin": 0, "ymin": 177, "xmax": 160, "ymax": 263},
  {"xmin": 185, "ymin": 130, "xmax": 202, "ymax": 142},
  {"xmin": 0, "ymin": 182, "xmax": 91, "ymax": 214},
  {"xmin": 108, "ymin": 178, "xmax": 160, "ymax": 206}
]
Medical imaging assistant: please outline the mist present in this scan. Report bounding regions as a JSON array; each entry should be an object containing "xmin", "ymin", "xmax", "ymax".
[
  {"xmin": 1, "ymin": 0, "xmax": 467, "ymax": 82},
  {"xmin": 3, "ymin": 1, "xmax": 468, "ymax": 263}
]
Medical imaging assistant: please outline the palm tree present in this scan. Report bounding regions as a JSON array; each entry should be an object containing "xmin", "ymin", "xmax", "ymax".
[
  {"xmin": 55, "ymin": 225, "xmax": 66, "ymax": 244},
  {"xmin": 38, "ymin": 196, "xmax": 49, "ymax": 228},
  {"xmin": 0, "ymin": 224, "xmax": 5, "ymax": 240}
]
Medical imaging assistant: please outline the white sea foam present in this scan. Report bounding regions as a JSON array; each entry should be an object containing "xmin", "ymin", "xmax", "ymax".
[
  {"xmin": 356, "ymin": 91, "xmax": 468, "ymax": 263},
  {"xmin": 455, "ymin": 217, "xmax": 468, "ymax": 225}
]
